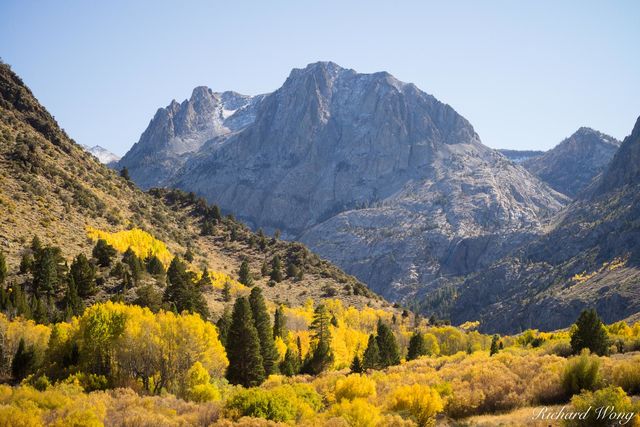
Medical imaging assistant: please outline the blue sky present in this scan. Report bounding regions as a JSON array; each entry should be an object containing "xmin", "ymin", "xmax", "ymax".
[{"xmin": 1, "ymin": 1, "xmax": 638, "ymax": 155}]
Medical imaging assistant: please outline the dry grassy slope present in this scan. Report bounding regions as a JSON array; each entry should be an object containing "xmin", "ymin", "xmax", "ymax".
[{"xmin": 0, "ymin": 61, "xmax": 394, "ymax": 315}]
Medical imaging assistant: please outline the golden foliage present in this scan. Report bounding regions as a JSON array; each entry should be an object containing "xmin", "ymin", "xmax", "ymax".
[{"xmin": 86, "ymin": 226, "xmax": 173, "ymax": 266}]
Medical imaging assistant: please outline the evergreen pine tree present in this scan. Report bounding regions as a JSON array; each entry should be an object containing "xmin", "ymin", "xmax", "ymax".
[
  {"xmin": 211, "ymin": 205, "xmax": 222, "ymax": 221},
  {"xmin": 238, "ymin": 259, "xmax": 253, "ymax": 286},
  {"xmin": 122, "ymin": 248, "xmax": 143, "ymax": 283},
  {"xmin": 350, "ymin": 353, "xmax": 364, "ymax": 373},
  {"xmin": 70, "ymin": 253, "xmax": 96, "ymax": 297},
  {"xmin": 11, "ymin": 338, "xmax": 35, "ymax": 381},
  {"xmin": 302, "ymin": 304, "xmax": 334, "ymax": 374},
  {"xmin": 92, "ymin": 239, "xmax": 116, "ymax": 267},
  {"xmin": 62, "ymin": 277, "xmax": 84, "ymax": 318},
  {"xmin": 249, "ymin": 287, "xmax": 279, "ymax": 375},
  {"xmin": 145, "ymin": 255, "xmax": 165, "ymax": 277},
  {"xmin": 30, "ymin": 236, "xmax": 42, "ymax": 254},
  {"xmin": 216, "ymin": 307, "xmax": 232, "ymax": 348},
  {"xmin": 222, "ymin": 281, "xmax": 232, "ymax": 302},
  {"xmin": 270, "ymin": 255, "xmax": 283, "ymax": 282},
  {"xmin": 133, "ymin": 283, "xmax": 163, "ymax": 312},
  {"xmin": 19, "ymin": 252, "xmax": 33, "ymax": 274},
  {"xmin": 273, "ymin": 305, "xmax": 288, "ymax": 341},
  {"xmin": 33, "ymin": 246, "xmax": 66, "ymax": 297},
  {"xmin": 226, "ymin": 297, "xmax": 265, "ymax": 387},
  {"xmin": 0, "ymin": 250, "xmax": 7, "ymax": 285},
  {"xmin": 261, "ymin": 261, "xmax": 269, "ymax": 277},
  {"xmin": 280, "ymin": 347, "xmax": 300, "ymax": 376},
  {"xmin": 362, "ymin": 334, "xmax": 380, "ymax": 370},
  {"xmin": 407, "ymin": 332, "xmax": 428, "ymax": 361},
  {"xmin": 490, "ymin": 334, "xmax": 500, "ymax": 356},
  {"xmin": 570, "ymin": 309, "xmax": 610, "ymax": 356},
  {"xmin": 163, "ymin": 257, "xmax": 209, "ymax": 319},
  {"xmin": 286, "ymin": 262, "xmax": 300, "ymax": 280},
  {"xmin": 376, "ymin": 321, "xmax": 400, "ymax": 367}
]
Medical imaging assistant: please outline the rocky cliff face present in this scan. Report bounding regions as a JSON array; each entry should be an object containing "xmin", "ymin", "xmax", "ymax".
[
  {"xmin": 445, "ymin": 117, "xmax": 640, "ymax": 333},
  {"xmin": 118, "ymin": 87, "xmax": 263, "ymax": 189},
  {"xmin": 160, "ymin": 62, "xmax": 568, "ymax": 299},
  {"xmin": 522, "ymin": 128, "xmax": 620, "ymax": 198}
]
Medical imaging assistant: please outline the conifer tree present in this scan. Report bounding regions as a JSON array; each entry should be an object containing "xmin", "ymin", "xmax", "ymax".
[
  {"xmin": 273, "ymin": 305, "xmax": 288, "ymax": 341},
  {"xmin": 362, "ymin": 334, "xmax": 380, "ymax": 370},
  {"xmin": 163, "ymin": 256, "xmax": 209, "ymax": 319},
  {"xmin": 249, "ymin": 287, "xmax": 279, "ymax": 375},
  {"xmin": 222, "ymin": 281, "xmax": 232, "ymax": 302},
  {"xmin": 33, "ymin": 246, "xmax": 65, "ymax": 297},
  {"xmin": 238, "ymin": 259, "xmax": 253, "ymax": 286},
  {"xmin": 211, "ymin": 205, "xmax": 222, "ymax": 221},
  {"xmin": 215, "ymin": 307, "xmax": 232, "ymax": 348},
  {"xmin": 490, "ymin": 334, "xmax": 500, "ymax": 356},
  {"xmin": 302, "ymin": 304, "xmax": 334, "ymax": 374},
  {"xmin": 570, "ymin": 309, "xmax": 610, "ymax": 356},
  {"xmin": 31, "ymin": 236, "xmax": 42, "ymax": 254},
  {"xmin": 63, "ymin": 277, "xmax": 84, "ymax": 318},
  {"xmin": 145, "ymin": 255, "xmax": 165, "ymax": 277},
  {"xmin": 134, "ymin": 283, "xmax": 163, "ymax": 312},
  {"xmin": 70, "ymin": 253, "xmax": 96, "ymax": 297},
  {"xmin": 0, "ymin": 250, "xmax": 7, "ymax": 285},
  {"xmin": 407, "ymin": 332, "xmax": 428, "ymax": 361},
  {"xmin": 122, "ymin": 248, "xmax": 143, "ymax": 283},
  {"xmin": 11, "ymin": 338, "xmax": 35, "ymax": 381},
  {"xmin": 92, "ymin": 239, "xmax": 116, "ymax": 267},
  {"xmin": 261, "ymin": 261, "xmax": 269, "ymax": 277},
  {"xmin": 270, "ymin": 255, "xmax": 283, "ymax": 282},
  {"xmin": 19, "ymin": 253, "xmax": 33, "ymax": 274},
  {"xmin": 280, "ymin": 347, "xmax": 300, "ymax": 376},
  {"xmin": 350, "ymin": 353, "xmax": 363, "ymax": 373},
  {"xmin": 226, "ymin": 297, "xmax": 265, "ymax": 387},
  {"xmin": 376, "ymin": 320, "xmax": 400, "ymax": 367}
]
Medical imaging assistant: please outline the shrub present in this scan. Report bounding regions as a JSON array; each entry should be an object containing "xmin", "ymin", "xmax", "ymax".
[
  {"xmin": 566, "ymin": 386, "xmax": 637, "ymax": 427},
  {"xmin": 334, "ymin": 374, "xmax": 376, "ymax": 401},
  {"xmin": 561, "ymin": 350, "xmax": 601, "ymax": 398},
  {"xmin": 185, "ymin": 362, "xmax": 221, "ymax": 402},
  {"xmin": 388, "ymin": 384, "xmax": 443, "ymax": 427},
  {"xmin": 611, "ymin": 360, "xmax": 640, "ymax": 395},
  {"xmin": 328, "ymin": 398, "xmax": 381, "ymax": 427},
  {"xmin": 224, "ymin": 384, "xmax": 321, "ymax": 422}
]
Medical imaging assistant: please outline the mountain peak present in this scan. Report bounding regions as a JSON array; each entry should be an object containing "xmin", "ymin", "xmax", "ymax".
[{"xmin": 523, "ymin": 127, "xmax": 621, "ymax": 197}]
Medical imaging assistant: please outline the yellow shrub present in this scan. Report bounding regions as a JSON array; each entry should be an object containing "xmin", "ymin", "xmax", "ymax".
[
  {"xmin": 329, "ymin": 398, "xmax": 381, "ymax": 427},
  {"xmin": 387, "ymin": 384, "xmax": 443, "ymax": 427},
  {"xmin": 334, "ymin": 374, "xmax": 376, "ymax": 402},
  {"xmin": 185, "ymin": 362, "xmax": 221, "ymax": 402},
  {"xmin": 0, "ymin": 404, "xmax": 44, "ymax": 427}
]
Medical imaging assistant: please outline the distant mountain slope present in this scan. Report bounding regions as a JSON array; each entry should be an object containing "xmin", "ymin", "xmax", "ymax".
[
  {"xmin": 497, "ymin": 149, "xmax": 544, "ymax": 163},
  {"xmin": 144, "ymin": 61, "xmax": 568, "ymax": 300},
  {"xmin": 445, "ymin": 116, "xmax": 640, "ymax": 333},
  {"xmin": 81, "ymin": 144, "xmax": 120, "ymax": 165},
  {"xmin": 0, "ymin": 61, "xmax": 387, "ymax": 315},
  {"xmin": 522, "ymin": 128, "xmax": 620, "ymax": 198},
  {"xmin": 117, "ymin": 87, "xmax": 265, "ymax": 189}
]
